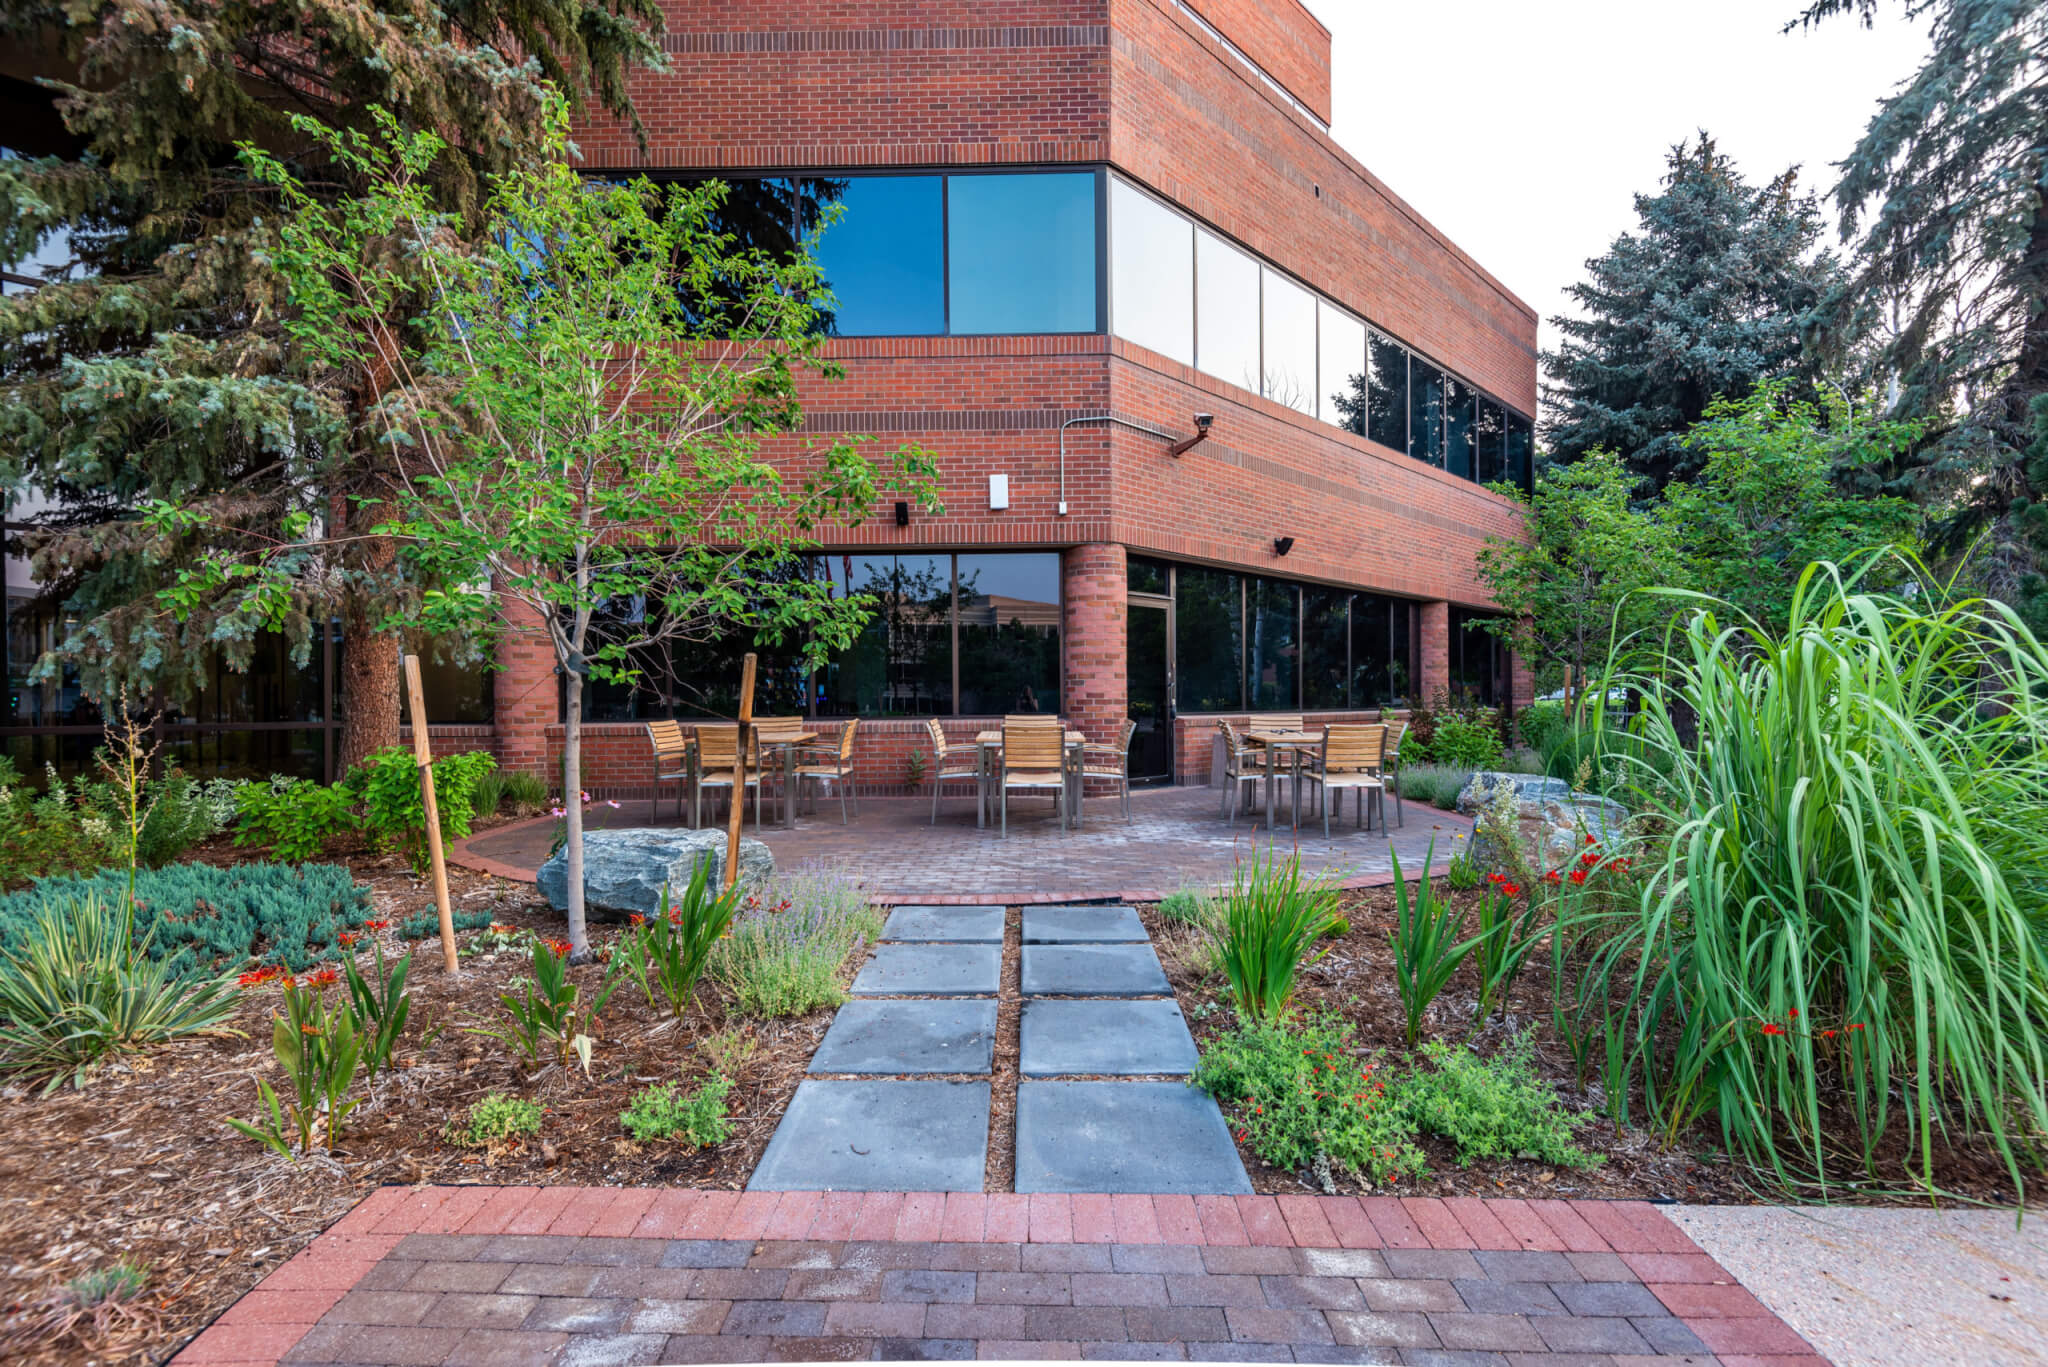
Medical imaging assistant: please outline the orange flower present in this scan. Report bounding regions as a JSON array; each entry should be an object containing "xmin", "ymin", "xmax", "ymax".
[
  {"xmin": 303, "ymin": 966, "xmax": 340, "ymax": 989},
  {"xmin": 363, "ymin": 919, "xmax": 392, "ymax": 932}
]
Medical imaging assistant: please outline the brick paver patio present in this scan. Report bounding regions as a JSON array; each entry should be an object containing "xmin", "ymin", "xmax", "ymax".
[
  {"xmin": 453, "ymin": 788, "xmax": 1474, "ymax": 903},
  {"xmin": 173, "ymin": 1185, "xmax": 1827, "ymax": 1366}
]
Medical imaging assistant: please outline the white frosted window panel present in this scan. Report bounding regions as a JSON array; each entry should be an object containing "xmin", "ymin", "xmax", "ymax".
[
  {"xmin": 1195, "ymin": 229, "xmax": 1261, "ymax": 392},
  {"xmin": 1261, "ymin": 268, "xmax": 1316, "ymax": 414},
  {"xmin": 1109, "ymin": 179, "xmax": 1194, "ymax": 365},
  {"xmin": 1317, "ymin": 301, "xmax": 1366, "ymax": 426}
]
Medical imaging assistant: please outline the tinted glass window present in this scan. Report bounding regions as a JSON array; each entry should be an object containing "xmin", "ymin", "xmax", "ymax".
[
  {"xmin": 1475, "ymin": 399, "xmax": 1505, "ymax": 485},
  {"xmin": 1260, "ymin": 268, "xmax": 1316, "ymax": 414},
  {"xmin": 1350, "ymin": 594, "xmax": 1391, "ymax": 708},
  {"xmin": 1109, "ymin": 179, "xmax": 1193, "ymax": 364},
  {"xmin": 1445, "ymin": 377, "xmax": 1475, "ymax": 480},
  {"xmin": 1302, "ymin": 586, "xmax": 1348, "ymax": 709},
  {"xmin": 947, "ymin": 172, "xmax": 1097, "ymax": 334},
  {"xmin": 406, "ymin": 632, "xmax": 494, "ymax": 725},
  {"xmin": 1175, "ymin": 564, "xmax": 1242, "ymax": 712},
  {"xmin": 1409, "ymin": 359, "xmax": 1445, "ymax": 466},
  {"xmin": 1127, "ymin": 556, "xmax": 1170, "ymax": 596},
  {"xmin": 1248, "ymin": 577, "xmax": 1298, "ymax": 710},
  {"xmin": 1366, "ymin": 332, "xmax": 1407, "ymax": 451},
  {"xmin": 816, "ymin": 555, "xmax": 952, "ymax": 716},
  {"xmin": 806, "ymin": 175, "xmax": 944, "ymax": 336},
  {"xmin": 1450, "ymin": 606, "xmax": 1503, "ymax": 708},
  {"xmin": 1505, "ymin": 412, "xmax": 1534, "ymax": 494},
  {"xmin": 1318, "ymin": 303, "xmax": 1365, "ymax": 430},
  {"xmin": 956, "ymin": 554, "xmax": 1061, "ymax": 716},
  {"xmin": 1388, "ymin": 600, "xmax": 1416, "ymax": 706},
  {"xmin": 676, "ymin": 176, "xmax": 803, "ymax": 326},
  {"xmin": 1195, "ymin": 229, "xmax": 1261, "ymax": 392}
]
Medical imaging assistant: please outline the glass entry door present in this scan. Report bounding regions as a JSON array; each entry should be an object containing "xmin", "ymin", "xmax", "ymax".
[{"xmin": 1127, "ymin": 595, "xmax": 1173, "ymax": 784}]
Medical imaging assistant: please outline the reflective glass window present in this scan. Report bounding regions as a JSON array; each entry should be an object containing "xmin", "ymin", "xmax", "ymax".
[
  {"xmin": 1350, "ymin": 594, "xmax": 1392, "ymax": 708},
  {"xmin": 1260, "ymin": 268, "xmax": 1316, "ymax": 414},
  {"xmin": 817, "ymin": 554, "xmax": 952, "ymax": 716},
  {"xmin": 1127, "ymin": 556, "xmax": 1170, "ymax": 597},
  {"xmin": 956, "ymin": 554, "xmax": 1061, "ymax": 716},
  {"xmin": 1302, "ymin": 586, "xmax": 1349, "ymax": 709},
  {"xmin": 1449, "ymin": 606, "xmax": 1504, "ymax": 708},
  {"xmin": 805, "ymin": 175, "xmax": 944, "ymax": 336},
  {"xmin": 675, "ymin": 175, "xmax": 803, "ymax": 326},
  {"xmin": 1366, "ymin": 332, "xmax": 1408, "ymax": 451},
  {"xmin": 947, "ymin": 172, "xmax": 1098, "ymax": 334},
  {"xmin": 1445, "ymin": 377, "xmax": 1476, "ymax": 480},
  {"xmin": 1109, "ymin": 179, "xmax": 1193, "ymax": 364},
  {"xmin": 1318, "ymin": 303, "xmax": 1365, "ymax": 429},
  {"xmin": 1248, "ymin": 577, "xmax": 1299, "ymax": 710},
  {"xmin": 1388, "ymin": 600, "xmax": 1416, "ymax": 707},
  {"xmin": 1175, "ymin": 564, "xmax": 1242, "ymax": 712},
  {"xmin": 1409, "ymin": 358, "xmax": 1445, "ymax": 466},
  {"xmin": 1505, "ymin": 412, "xmax": 1534, "ymax": 494},
  {"xmin": 1195, "ymin": 229, "xmax": 1261, "ymax": 392},
  {"xmin": 1475, "ymin": 399, "xmax": 1506, "ymax": 485},
  {"xmin": 406, "ymin": 631, "xmax": 494, "ymax": 724}
]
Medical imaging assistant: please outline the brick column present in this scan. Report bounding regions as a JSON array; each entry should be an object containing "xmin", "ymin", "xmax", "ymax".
[
  {"xmin": 1418, "ymin": 599, "xmax": 1450, "ymax": 705},
  {"xmin": 1061, "ymin": 543, "xmax": 1127, "ymax": 743},
  {"xmin": 1510, "ymin": 650, "xmax": 1536, "ymax": 714},
  {"xmin": 492, "ymin": 596, "xmax": 557, "ymax": 782}
]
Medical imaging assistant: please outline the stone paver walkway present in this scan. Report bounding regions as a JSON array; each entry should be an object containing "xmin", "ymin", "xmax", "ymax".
[
  {"xmin": 455, "ymin": 789, "xmax": 1474, "ymax": 903},
  {"xmin": 751, "ymin": 903, "xmax": 1246, "ymax": 1195},
  {"xmin": 173, "ymin": 1184, "xmax": 1828, "ymax": 1366}
]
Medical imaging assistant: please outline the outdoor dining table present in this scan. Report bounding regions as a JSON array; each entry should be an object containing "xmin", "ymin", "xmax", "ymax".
[
  {"xmin": 973, "ymin": 727, "xmax": 1087, "ymax": 830},
  {"xmin": 1244, "ymin": 729, "xmax": 1323, "ymax": 832},
  {"xmin": 754, "ymin": 730, "xmax": 817, "ymax": 830}
]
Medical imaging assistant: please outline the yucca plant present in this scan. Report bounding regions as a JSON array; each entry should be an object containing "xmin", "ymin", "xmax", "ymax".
[
  {"xmin": 0, "ymin": 895, "xmax": 238, "ymax": 1093},
  {"xmin": 1563, "ymin": 554, "xmax": 2048, "ymax": 1195},
  {"xmin": 617, "ymin": 857, "xmax": 742, "ymax": 1021},
  {"xmin": 1214, "ymin": 846, "xmax": 1342, "ymax": 1023}
]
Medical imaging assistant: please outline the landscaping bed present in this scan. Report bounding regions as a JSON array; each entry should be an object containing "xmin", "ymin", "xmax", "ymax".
[{"xmin": 0, "ymin": 836, "xmax": 858, "ymax": 1367}]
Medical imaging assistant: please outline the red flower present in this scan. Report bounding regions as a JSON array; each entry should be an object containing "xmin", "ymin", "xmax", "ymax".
[
  {"xmin": 628, "ymin": 913, "xmax": 647, "ymax": 926},
  {"xmin": 1847, "ymin": 1022, "xmax": 1866, "ymax": 1032},
  {"xmin": 1760, "ymin": 1023, "xmax": 1786, "ymax": 1036},
  {"xmin": 1584, "ymin": 834, "xmax": 1598, "ymax": 845},
  {"xmin": 1580, "ymin": 852, "xmax": 1599, "ymax": 867},
  {"xmin": 1788, "ymin": 1008, "xmax": 1799, "ymax": 1018},
  {"xmin": 1500, "ymin": 883, "xmax": 1521, "ymax": 898},
  {"xmin": 1820, "ymin": 1029, "xmax": 1837, "ymax": 1040},
  {"xmin": 1568, "ymin": 869, "xmax": 1587, "ymax": 885},
  {"xmin": 543, "ymin": 938, "xmax": 574, "ymax": 958},
  {"xmin": 1542, "ymin": 870, "xmax": 1562, "ymax": 885},
  {"xmin": 338, "ymin": 931, "xmax": 360, "ymax": 947},
  {"xmin": 236, "ymin": 965, "xmax": 285, "ymax": 989},
  {"xmin": 302, "ymin": 966, "xmax": 340, "ymax": 989},
  {"xmin": 363, "ymin": 919, "xmax": 391, "ymax": 932}
]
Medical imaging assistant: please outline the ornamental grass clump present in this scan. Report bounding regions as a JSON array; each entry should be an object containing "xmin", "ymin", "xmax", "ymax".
[
  {"xmin": 1214, "ymin": 847, "xmax": 1343, "ymax": 1023},
  {"xmin": 709, "ymin": 865, "xmax": 880, "ymax": 1018},
  {"xmin": 1564, "ymin": 555, "xmax": 2048, "ymax": 1195}
]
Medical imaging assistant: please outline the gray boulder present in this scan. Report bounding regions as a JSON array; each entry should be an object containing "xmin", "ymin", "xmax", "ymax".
[
  {"xmin": 1455, "ymin": 771, "xmax": 1573, "ymax": 817},
  {"xmin": 1540, "ymin": 796, "xmax": 1630, "ymax": 862},
  {"xmin": 536, "ymin": 827, "xmax": 774, "ymax": 922}
]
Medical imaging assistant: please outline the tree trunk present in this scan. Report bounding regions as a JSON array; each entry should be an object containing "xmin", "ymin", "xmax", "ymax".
[
  {"xmin": 562, "ymin": 671, "xmax": 588, "ymax": 961},
  {"xmin": 338, "ymin": 597, "xmax": 402, "ymax": 774}
]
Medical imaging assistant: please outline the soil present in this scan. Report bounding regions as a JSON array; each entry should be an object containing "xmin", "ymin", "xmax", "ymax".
[
  {"xmin": 0, "ymin": 831, "xmax": 837, "ymax": 1367},
  {"xmin": 1144, "ymin": 887, "xmax": 2035, "ymax": 1211}
]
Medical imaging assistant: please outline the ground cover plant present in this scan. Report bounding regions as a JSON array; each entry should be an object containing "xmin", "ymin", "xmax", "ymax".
[
  {"xmin": 709, "ymin": 866, "xmax": 881, "ymax": 1017},
  {"xmin": 619, "ymin": 1074, "xmax": 734, "ymax": 1147},
  {"xmin": 0, "ymin": 863, "xmax": 374, "ymax": 975},
  {"xmin": 1392, "ymin": 1036, "xmax": 1600, "ymax": 1169},
  {"xmin": 1565, "ymin": 557, "xmax": 2048, "ymax": 1196}
]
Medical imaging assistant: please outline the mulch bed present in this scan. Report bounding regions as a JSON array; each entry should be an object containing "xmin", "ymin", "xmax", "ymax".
[{"xmin": 0, "ymin": 830, "xmax": 839, "ymax": 1367}]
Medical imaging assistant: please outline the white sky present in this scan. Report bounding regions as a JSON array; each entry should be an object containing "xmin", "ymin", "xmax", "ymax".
[{"xmin": 1313, "ymin": 0, "xmax": 1930, "ymax": 364}]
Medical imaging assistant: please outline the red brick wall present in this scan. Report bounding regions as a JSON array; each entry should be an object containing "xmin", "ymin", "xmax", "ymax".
[
  {"xmin": 1171, "ymin": 708, "xmax": 1412, "ymax": 787},
  {"xmin": 1418, "ymin": 600, "xmax": 1451, "ymax": 700},
  {"xmin": 1178, "ymin": 0, "xmax": 1331, "ymax": 122},
  {"xmin": 494, "ymin": 597, "xmax": 559, "ymax": 781},
  {"xmin": 1061, "ymin": 543, "xmax": 1127, "ymax": 743}
]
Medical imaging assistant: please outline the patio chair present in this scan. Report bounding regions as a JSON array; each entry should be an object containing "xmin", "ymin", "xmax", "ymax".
[
  {"xmin": 924, "ymin": 719, "xmax": 980, "ymax": 825},
  {"xmin": 1080, "ymin": 718, "xmax": 1139, "ymax": 823},
  {"xmin": 1259, "ymin": 713, "xmax": 1305, "ymax": 734},
  {"xmin": 691, "ymin": 724, "xmax": 762, "ymax": 828},
  {"xmin": 793, "ymin": 718, "xmax": 859, "ymax": 824},
  {"xmin": 1215, "ymin": 719, "xmax": 1262, "ymax": 824},
  {"xmin": 999, "ymin": 717, "xmax": 1067, "ymax": 837},
  {"xmin": 1305, "ymin": 724, "xmax": 1387, "ymax": 836},
  {"xmin": 753, "ymin": 715, "xmax": 807, "ymax": 820},
  {"xmin": 1381, "ymin": 717, "xmax": 1407, "ymax": 827},
  {"xmin": 645, "ymin": 719, "xmax": 691, "ymax": 823}
]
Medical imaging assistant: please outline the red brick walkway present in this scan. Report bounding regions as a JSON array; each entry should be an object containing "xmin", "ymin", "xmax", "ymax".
[{"xmin": 174, "ymin": 1186, "xmax": 1826, "ymax": 1366}]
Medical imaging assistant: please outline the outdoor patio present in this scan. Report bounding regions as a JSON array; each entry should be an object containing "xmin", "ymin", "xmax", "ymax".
[{"xmin": 455, "ymin": 785, "xmax": 1473, "ymax": 902}]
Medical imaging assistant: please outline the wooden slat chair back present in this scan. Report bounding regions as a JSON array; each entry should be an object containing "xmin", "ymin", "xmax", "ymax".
[
  {"xmin": 926, "ymin": 718, "xmax": 982, "ymax": 825},
  {"xmin": 1080, "ymin": 718, "xmax": 1139, "ymax": 823},
  {"xmin": 691, "ymin": 723, "xmax": 763, "ymax": 829},
  {"xmin": 1310, "ymin": 723, "xmax": 1388, "ymax": 836},
  {"xmin": 999, "ymin": 718, "xmax": 1067, "ymax": 837},
  {"xmin": 793, "ymin": 717, "xmax": 860, "ymax": 825},
  {"xmin": 1215, "ymin": 718, "xmax": 1261, "ymax": 824},
  {"xmin": 1260, "ymin": 713, "xmax": 1305, "ymax": 734},
  {"xmin": 645, "ymin": 719, "xmax": 691, "ymax": 822}
]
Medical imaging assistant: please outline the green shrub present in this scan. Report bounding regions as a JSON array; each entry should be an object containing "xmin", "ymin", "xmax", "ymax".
[
  {"xmin": 396, "ymin": 908, "xmax": 493, "ymax": 941},
  {"xmin": 1562, "ymin": 558, "xmax": 2048, "ymax": 1193},
  {"xmin": 0, "ymin": 762, "xmax": 117, "ymax": 886},
  {"xmin": 1396, "ymin": 764, "xmax": 1471, "ymax": 810},
  {"xmin": 1157, "ymin": 888, "xmax": 1220, "ymax": 931},
  {"xmin": 500, "ymin": 771, "xmax": 549, "ymax": 810},
  {"xmin": 0, "ymin": 863, "xmax": 374, "ymax": 975},
  {"xmin": 1191, "ymin": 1015, "xmax": 1424, "ymax": 1183},
  {"xmin": 471, "ymin": 771, "xmax": 507, "ymax": 820},
  {"xmin": 234, "ymin": 779, "xmax": 357, "ymax": 861},
  {"xmin": 710, "ymin": 865, "xmax": 880, "ymax": 1018},
  {"xmin": 446, "ymin": 1092, "xmax": 543, "ymax": 1147},
  {"xmin": 618, "ymin": 857, "xmax": 741, "ymax": 1019},
  {"xmin": 1514, "ymin": 701, "xmax": 1571, "ymax": 757},
  {"xmin": 1214, "ymin": 847, "xmax": 1342, "ymax": 1024},
  {"xmin": 1428, "ymin": 717, "xmax": 1503, "ymax": 770},
  {"xmin": 351, "ymin": 747, "xmax": 497, "ymax": 871},
  {"xmin": 1392, "ymin": 1037, "xmax": 1599, "ymax": 1169},
  {"xmin": 0, "ymin": 895, "xmax": 240, "ymax": 1092},
  {"xmin": 619, "ymin": 1073, "xmax": 733, "ymax": 1146}
]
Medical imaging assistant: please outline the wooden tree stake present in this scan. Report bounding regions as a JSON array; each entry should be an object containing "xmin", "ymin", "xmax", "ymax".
[
  {"xmin": 403, "ymin": 654, "xmax": 460, "ymax": 972},
  {"xmin": 725, "ymin": 652, "xmax": 757, "ymax": 891}
]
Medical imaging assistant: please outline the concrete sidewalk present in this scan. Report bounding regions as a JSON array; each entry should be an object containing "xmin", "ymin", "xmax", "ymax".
[{"xmin": 171, "ymin": 1185, "xmax": 1824, "ymax": 1366}]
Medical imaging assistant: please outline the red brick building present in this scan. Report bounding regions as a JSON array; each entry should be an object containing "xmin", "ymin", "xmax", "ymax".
[{"xmin": 485, "ymin": 0, "xmax": 1537, "ymax": 796}]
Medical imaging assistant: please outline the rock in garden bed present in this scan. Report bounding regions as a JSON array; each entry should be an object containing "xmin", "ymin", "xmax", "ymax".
[
  {"xmin": 535, "ymin": 826, "xmax": 774, "ymax": 921},
  {"xmin": 1456, "ymin": 770, "xmax": 1630, "ymax": 868}
]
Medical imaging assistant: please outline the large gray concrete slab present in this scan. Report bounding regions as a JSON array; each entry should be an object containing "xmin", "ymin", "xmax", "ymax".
[
  {"xmin": 1020, "ymin": 999, "xmax": 1198, "ymax": 1076},
  {"xmin": 810, "ymin": 999, "xmax": 997, "ymax": 1075},
  {"xmin": 1014, "ymin": 1081, "xmax": 1250, "ymax": 1193},
  {"xmin": 881, "ymin": 905, "xmax": 1005, "ymax": 943},
  {"xmin": 1673, "ymin": 1203, "xmax": 2048, "ymax": 1367},
  {"xmin": 749, "ymin": 1079, "xmax": 990, "ymax": 1192},
  {"xmin": 1021, "ymin": 905, "xmax": 1147, "ymax": 943},
  {"xmin": 1020, "ymin": 943, "xmax": 1169, "ymax": 997},
  {"xmin": 849, "ymin": 942, "xmax": 1000, "ymax": 996}
]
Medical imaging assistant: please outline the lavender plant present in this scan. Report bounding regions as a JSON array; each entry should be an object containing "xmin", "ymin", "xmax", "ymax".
[{"xmin": 708, "ymin": 865, "xmax": 881, "ymax": 1018}]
